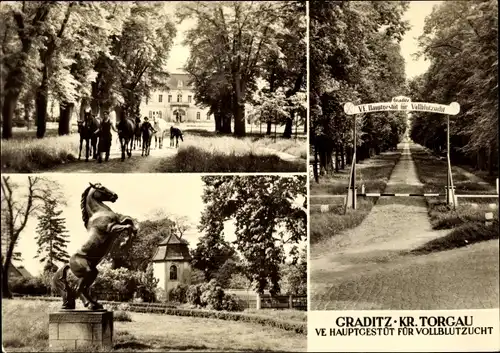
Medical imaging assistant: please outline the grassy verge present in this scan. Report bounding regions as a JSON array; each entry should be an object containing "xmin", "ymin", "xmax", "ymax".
[
  {"xmin": 411, "ymin": 144, "xmax": 498, "ymax": 230},
  {"xmin": 310, "ymin": 150, "xmax": 401, "ymax": 244},
  {"xmin": 1, "ymin": 135, "xmax": 79, "ymax": 173},
  {"xmin": 3, "ymin": 299, "xmax": 305, "ymax": 352},
  {"xmin": 148, "ymin": 129, "xmax": 306, "ymax": 172},
  {"xmin": 410, "ymin": 220, "xmax": 499, "ymax": 255}
]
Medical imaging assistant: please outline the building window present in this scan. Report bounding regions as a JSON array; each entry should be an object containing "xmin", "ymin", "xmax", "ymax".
[
  {"xmin": 196, "ymin": 112, "xmax": 201, "ymax": 120},
  {"xmin": 178, "ymin": 80, "xmax": 183, "ymax": 88},
  {"xmin": 188, "ymin": 96, "xmax": 192, "ymax": 103},
  {"xmin": 169, "ymin": 265, "xmax": 177, "ymax": 280},
  {"xmin": 159, "ymin": 94, "xmax": 163, "ymax": 103},
  {"xmin": 177, "ymin": 95, "xmax": 182, "ymax": 103},
  {"xmin": 207, "ymin": 113, "xmax": 210, "ymax": 120},
  {"xmin": 149, "ymin": 111, "xmax": 152, "ymax": 119},
  {"xmin": 158, "ymin": 111, "xmax": 162, "ymax": 120},
  {"xmin": 168, "ymin": 95, "xmax": 172, "ymax": 103}
]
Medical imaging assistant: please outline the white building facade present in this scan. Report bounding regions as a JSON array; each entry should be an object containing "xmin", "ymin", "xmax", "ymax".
[{"xmin": 139, "ymin": 73, "xmax": 211, "ymax": 123}]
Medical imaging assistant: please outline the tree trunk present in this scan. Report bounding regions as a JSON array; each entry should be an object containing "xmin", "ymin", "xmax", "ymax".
[
  {"xmin": 340, "ymin": 145, "xmax": 345, "ymax": 169},
  {"xmin": 221, "ymin": 113, "xmax": 232, "ymax": 134},
  {"xmin": 58, "ymin": 102, "xmax": 73, "ymax": 135},
  {"xmin": 1, "ymin": 238, "xmax": 17, "ymax": 299},
  {"xmin": 266, "ymin": 121, "xmax": 272, "ymax": 135},
  {"xmin": 232, "ymin": 75, "xmax": 245, "ymax": 137},
  {"xmin": 35, "ymin": 65, "xmax": 49, "ymax": 138},
  {"xmin": 2, "ymin": 91, "xmax": 17, "ymax": 139},
  {"xmin": 335, "ymin": 148, "xmax": 339, "ymax": 173},
  {"xmin": 214, "ymin": 111, "xmax": 222, "ymax": 133},
  {"xmin": 283, "ymin": 114, "xmax": 294, "ymax": 139},
  {"xmin": 313, "ymin": 146, "xmax": 319, "ymax": 183}
]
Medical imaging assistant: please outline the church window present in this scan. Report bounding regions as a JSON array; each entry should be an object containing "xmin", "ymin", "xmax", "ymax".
[
  {"xmin": 196, "ymin": 112, "xmax": 200, "ymax": 120},
  {"xmin": 169, "ymin": 265, "xmax": 178, "ymax": 280},
  {"xmin": 177, "ymin": 94, "xmax": 182, "ymax": 103}
]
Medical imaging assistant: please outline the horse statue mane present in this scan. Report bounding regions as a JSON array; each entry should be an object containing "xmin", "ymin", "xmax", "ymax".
[{"xmin": 80, "ymin": 185, "xmax": 92, "ymax": 229}]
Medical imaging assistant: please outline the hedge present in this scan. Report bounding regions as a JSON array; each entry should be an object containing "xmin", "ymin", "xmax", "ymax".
[{"xmin": 11, "ymin": 295, "xmax": 306, "ymax": 335}]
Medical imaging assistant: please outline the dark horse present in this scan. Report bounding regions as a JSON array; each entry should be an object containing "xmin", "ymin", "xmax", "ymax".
[
  {"xmin": 77, "ymin": 111, "xmax": 100, "ymax": 161},
  {"xmin": 170, "ymin": 126, "xmax": 184, "ymax": 148},
  {"xmin": 117, "ymin": 117, "xmax": 136, "ymax": 161},
  {"xmin": 52, "ymin": 183, "xmax": 137, "ymax": 310},
  {"xmin": 133, "ymin": 117, "xmax": 141, "ymax": 150},
  {"xmin": 141, "ymin": 118, "xmax": 156, "ymax": 156}
]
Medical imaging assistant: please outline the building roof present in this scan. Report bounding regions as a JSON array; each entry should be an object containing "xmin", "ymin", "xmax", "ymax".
[
  {"xmin": 10, "ymin": 265, "xmax": 33, "ymax": 278},
  {"xmin": 167, "ymin": 73, "xmax": 194, "ymax": 90},
  {"xmin": 153, "ymin": 233, "xmax": 192, "ymax": 262},
  {"xmin": 158, "ymin": 233, "xmax": 189, "ymax": 246}
]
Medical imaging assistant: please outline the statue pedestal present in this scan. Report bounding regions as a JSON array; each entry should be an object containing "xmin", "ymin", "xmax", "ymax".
[{"xmin": 49, "ymin": 310, "xmax": 113, "ymax": 351}]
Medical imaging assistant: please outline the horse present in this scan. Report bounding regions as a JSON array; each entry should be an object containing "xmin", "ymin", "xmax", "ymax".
[
  {"xmin": 52, "ymin": 182, "xmax": 138, "ymax": 310},
  {"xmin": 77, "ymin": 112, "xmax": 100, "ymax": 161},
  {"xmin": 117, "ymin": 117, "xmax": 136, "ymax": 161},
  {"xmin": 133, "ymin": 117, "xmax": 142, "ymax": 150},
  {"xmin": 152, "ymin": 117, "xmax": 168, "ymax": 149},
  {"xmin": 141, "ymin": 120, "xmax": 156, "ymax": 156},
  {"xmin": 170, "ymin": 126, "xmax": 184, "ymax": 148}
]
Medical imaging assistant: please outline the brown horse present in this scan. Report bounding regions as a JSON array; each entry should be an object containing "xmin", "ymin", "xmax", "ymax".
[
  {"xmin": 117, "ymin": 117, "xmax": 136, "ymax": 161},
  {"xmin": 52, "ymin": 182, "xmax": 137, "ymax": 310}
]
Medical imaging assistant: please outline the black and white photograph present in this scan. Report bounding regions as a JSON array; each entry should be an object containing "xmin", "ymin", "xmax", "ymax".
[
  {"xmin": 309, "ymin": 0, "xmax": 498, "ymax": 311},
  {"xmin": 1, "ymin": 174, "xmax": 307, "ymax": 351},
  {"xmin": 0, "ymin": 1, "xmax": 306, "ymax": 173}
]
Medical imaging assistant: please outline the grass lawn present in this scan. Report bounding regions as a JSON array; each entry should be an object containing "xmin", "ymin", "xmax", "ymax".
[
  {"xmin": 155, "ymin": 130, "xmax": 307, "ymax": 173},
  {"xmin": 2, "ymin": 299, "xmax": 305, "ymax": 352},
  {"xmin": 310, "ymin": 149, "xmax": 401, "ymax": 244},
  {"xmin": 411, "ymin": 144, "xmax": 499, "ymax": 235},
  {"xmin": 1, "ymin": 128, "xmax": 306, "ymax": 173}
]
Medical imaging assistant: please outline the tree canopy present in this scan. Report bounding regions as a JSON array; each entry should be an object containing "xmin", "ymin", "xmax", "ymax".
[
  {"xmin": 409, "ymin": 0, "xmax": 498, "ymax": 174},
  {"xmin": 1, "ymin": 1, "xmax": 176, "ymax": 139},
  {"xmin": 196, "ymin": 175, "xmax": 306, "ymax": 295},
  {"xmin": 310, "ymin": 1, "xmax": 409, "ymax": 179},
  {"xmin": 179, "ymin": 1, "xmax": 305, "ymax": 136}
]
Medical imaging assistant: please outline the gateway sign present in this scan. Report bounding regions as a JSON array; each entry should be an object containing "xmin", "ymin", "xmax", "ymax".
[{"xmin": 344, "ymin": 97, "xmax": 460, "ymax": 116}]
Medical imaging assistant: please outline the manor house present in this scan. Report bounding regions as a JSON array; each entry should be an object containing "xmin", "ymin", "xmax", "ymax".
[{"xmin": 139, "ymin": 73, "xmax": 211, "ymax": 123}]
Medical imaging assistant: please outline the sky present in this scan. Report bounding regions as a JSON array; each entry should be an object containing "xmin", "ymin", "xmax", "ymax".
[
  {"xmin": 400, "ymin": 1, "xmax": 442, "ymax": 79},
  {"xmin": 8, "ymin": 174, "xmax": 305, "ymax": 276},
  {"xmin": 164, "ymin": 2, "xmax": 196, "ymax": 74}
]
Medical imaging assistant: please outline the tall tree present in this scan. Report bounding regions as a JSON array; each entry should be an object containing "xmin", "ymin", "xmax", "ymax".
[
  {"xmin": 199, "ymin": 175, "xmax": 307, "ymax": 295},
  {"xmin": 34, "ymin": 193, "xmax": 70, "ymax": 268},
  {"xmin": 1, "ymin": 2, "xmax": 56, "ymax": 139},
  {"xmin": 1, "ymin": 176, "xmax": 63, "ymax": 298},
  {"xmin": 411, "ymin": 0, "xmax": 498, "ymax": 174},
  {"xmin": 179, "ymin": 1, "xmax": 287, "ymax": 136},
  {"xmin": 310, "ymin": 1, "xmax": 409, "ymax": 178}
]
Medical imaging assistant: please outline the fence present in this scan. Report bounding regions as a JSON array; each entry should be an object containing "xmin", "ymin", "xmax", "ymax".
[{"xmin": 258, "ymin": 294, "xmax": 307, "ymax": 311}]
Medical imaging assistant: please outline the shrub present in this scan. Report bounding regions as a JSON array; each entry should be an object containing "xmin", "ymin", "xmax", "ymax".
[
  {"xmin": 200, "ymin": 280, "xmax": 225, "ymax": 310},
  {"xmin": 114, "ymin": 310, "xmax": 133, "ymax": 322},
  {"xmin": 187, "ymin": 280, "xmax": 244, "ymax": 312},
  {"xmin": 92, "ymin": 266, "xmax": 158, "ymax": 303},
  {"xmin": 9, "ymin": 277, "xmax": 50, "ymax": 296},
  {"xmin": 221, "ymin": 293, "xmax": 244, "ymax": 312},
  {"xmin": 168, "ymin": 283, "xmax": 188, "ymax": 303},
  {"xmin": 186, "ymin": 283, "xmax": 203, "ymax": 307}
]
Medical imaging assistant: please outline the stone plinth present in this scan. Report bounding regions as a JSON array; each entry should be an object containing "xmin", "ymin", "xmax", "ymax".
[{"xmin": 49, "ymin": 310, "xmax": 113, "ymax": 351}]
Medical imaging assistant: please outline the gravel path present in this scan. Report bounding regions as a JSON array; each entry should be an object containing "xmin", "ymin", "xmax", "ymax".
[
  {"xmin": 43, "ymin": 144, "xmax": 178, "ymax": 173},
  {"xmin": 310, "ymin": 142, "xmax": 499, "ymax": 310}
]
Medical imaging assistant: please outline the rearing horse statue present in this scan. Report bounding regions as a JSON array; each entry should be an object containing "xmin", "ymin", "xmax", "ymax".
[{"xmin": 52, "ymin": 182, "xmax": 138, "ymax": 310}]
